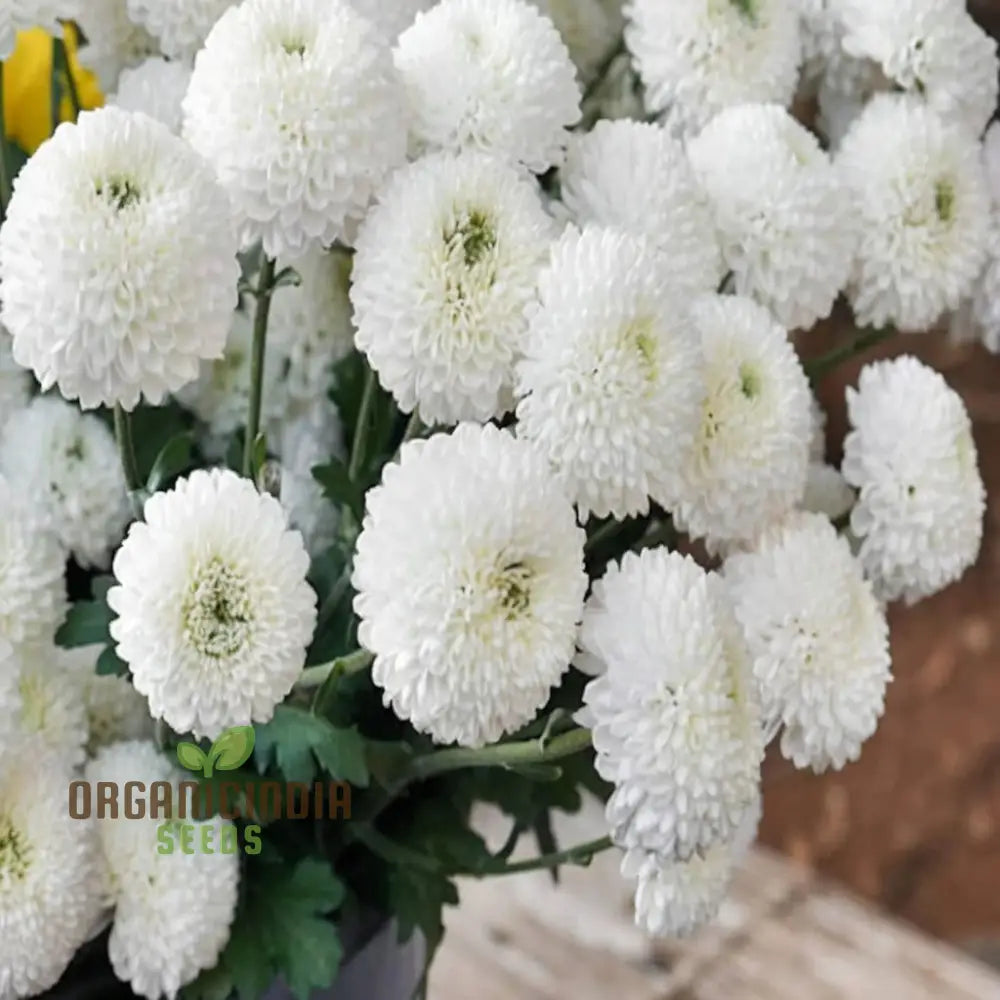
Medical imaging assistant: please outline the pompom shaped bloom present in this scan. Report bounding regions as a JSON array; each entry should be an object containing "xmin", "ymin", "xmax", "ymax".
[
  {"xmin": 0, "ymin": 1, "xmax": 65, "ymax": 59},
  {"xmin": 671, "ymin": 295, "xmax": 812, "ymax": 547},
  {"xmin": 394, "ymin": 0, "xmax": 581, "ymax": 172},
  {"xmin": 840, "ymin": 0, "xmax": 998, "ymax": 137},
  {"xmin": 109, "ymin": 55, "xmax": 193, "ymax": 132},
  {"xmin": 352, "ymin": 0, "xmax": 434, "ymax": 39},
  {"xmin": 0, "ymin": 476, "xmax": 67, "ymax": 649},
  {"xmin": 625, "ymin": 795, "xmax": 760, "ymax": 938},
  {"xmin": 108, "ymin": 468, "xmax": 317, "ymax": 739},
  {"xmin": 0, "ymin": 106, "xmax": 239, "ymax": 410},
  {"xmin": 183, "ymin": 0, "xmax": 407, "ymax": 258},
  {"xmin": 72, "ymin": 0, "xmax": 159, "ymax": 90},
  {"xmin": 578, "ymin": 550, "xmax": 763, "ymax": 861},
  {"xmin": 126, "ymin": 0, "xmax": 235, "ymax": 58},
  {"xmin": 842, "ymin": 356, "xmax": 985, "ymax": 604},
  {"xmin": 837, "ymin": 94, "xmax": 990, "ymax": 332},
  {"xmin": 353, "ymin": 423, "xmax": 587, "ymax": 747},
  {"xmin": 688, "ymin": 104, "xmax": 856, "ymax": 330},
  {"xmin": 725, "ymin": 513, "xmax": 891, "ymax": 771},
  {"xmin": 625, "ymin": 0, "xmax": 801, "ymax": 137},
  {"xmin": 515, "ymin": 225, "xmax": 704, "ymax": 519},
  {"xmin": 559, "ymin": 120, "xmax": 724, "ymax": 295},
  {"xmin": 0, "ymin": 396, "xmax": 130, "ymax": 568},
  {"xmin": 353, "ymin": 150, "xmax": 557, "ymax": 424},
  {"xmin": 0, "ymin": 331, "xmax": 30, "ymax": 428},
  {"xmin": 0, "ymin": 739, "xmax": 106, "ymax": 1000},
  {"xmin": 87, "ymin": 741, "xmax": 240, "ymax": 1000}
]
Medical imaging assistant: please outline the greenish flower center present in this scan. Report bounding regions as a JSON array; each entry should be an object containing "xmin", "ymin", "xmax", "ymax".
[
  {"xmin": 935, "ymin": 179, "xmax": 956, "ymax": 223},
  {"xmin": 445, "ymin": 209, "xmax": 497, "ymax": 268},
  {"xmin": 0, "ymin": 816, "xmax": 31, "ymax": 882},
  {"xmin": 97, "ymin": 177, "xmax": 141, "ymax": 211},
  {"xmin": 182, "ymin": 557, "xmax": 254, "ymax": 659},
  {"xmin": 496, "ymin": 561, "xmax": 533, "ymax": 619},
  {"xmin": 729, "ymin": 0, "xmax": 758, "ymax": 24},
  {"xmin": 739, "ymin": 363, "xmax": 762, "ymax": 399}
]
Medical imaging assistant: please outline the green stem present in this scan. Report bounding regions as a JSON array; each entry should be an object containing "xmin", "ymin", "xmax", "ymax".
[
  {"xmin": 477, "ymin": 835, "xmax": 613, "ymax": 878},
  {"xmin": 114, "ymin": 404, "xmax": 145, "ymax": 516},
  {"xmin": 805, "ymin": 326, "xmax": 896, "ymax": 382},
  {"xmin": 407, "ymin": 727, "xmax": 593, "ymax": 783},
  {"xmin": 634, "ymin": 518, "xmax": 676, "ymax": 553},
  {"xmin": 52, "ymin": 31, "xmax": 80, "ymax": 127},
  {"xmin": 581, "ymin": 35, "xmax": 625, "ymax": 106},
  {"xmin": 584, "ymin": 517, "xmax": 626, "ymax": 554},
  {"xmin": 243, "ymin": 255, "xmax": 277, "ymax": 478},
  {"xmin": 349, "ymin": 365, "xmax": 378, "ymax": 483},
  {"xmin": 0, "ymin": 64, "xmax": 12, "ymax": 218},
  {"xmin": 297, "ymin": 648, "xmax": 374, "ymax": 691},
  {"xmin": 400, "ymin": 409, "xmax": 424, "ymax": 446}
]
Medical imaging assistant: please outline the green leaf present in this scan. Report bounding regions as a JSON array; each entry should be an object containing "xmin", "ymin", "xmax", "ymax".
[
  {"xmin": 90, "ymin": 575, "xmax": 116, "ymax": 603},
  {"xmin": 387, "ymin": 865, "xmax": 458, "ymax": 969},
  {"xmin": 272, "ymin": 265, "xmax": 302, "ymax": 289},
  {"xmin": 55, "ymin": 600, "xmax": 113, "ymax": 648},
  {"xmin": 146, "ymin": 432, "xmax": 195, "ymax": 493},
  {"xmin": 312, "ymin": 460, "xmax": 363, "ymax": 521},
  {"xmin": 254, "ymin": 705, "xmax": 369, "ymax": 787},
  {"xmin": 95, "ymin": 646, "xmax": 128, "ymax": 677},
  {"xmin": 210, "ymin": 726, "xmax": 256, "ymax": 771},
  {"xmin": 126, "ymin": 400, "xmax": 196, "ymax": 481},
  {"xmin": 177, "ymin": 742, "xmax": 208, "ymax": 774}
]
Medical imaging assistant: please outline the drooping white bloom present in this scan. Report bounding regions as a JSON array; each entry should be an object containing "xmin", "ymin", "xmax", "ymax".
[
  {"xmin": 0, "ymin": 1, "xmax": 65, "ymax": 59},
  {"xmin": 837, "ymin": 94, "xmax": 990, "ymax": 332},
  {"xmin": 559, "ymin": 120, "xmax": 724, "ymax": 295},
  {"xmin": 72, "ymin": 0, "xmax": 159, "ymax": 90},
  {"xmin": 351, "ymin": 0, "xmax": 434, "ymax": 40},
  {"xmin": 530, "ymin": 0, "xmax": 620, "ymax": 81},
  {"xmin": 0, "ymin": 396, "xmax": 130, "ymax": 568},
  {"xmin": 87, "ymin": 741, "xmax": 240, "ymax": 1000},
  {"xmin": 126, "ymin": 0, "xmax": 235, "ymax": 59},
  {"xmin": 268, "ymin": 248, "xmax": 355, "ymax": 407},
  {"xmin": 842, "ymin": 356, "xmax": 985, "ymax": 604},
  {"xmin": 394, "ymin": 0, "xmax": 581, "ymax": 172},
  {"xmin": 0, "ymin": 738, "xmax": 106, "ymax": 1000},
  {"xmin": 353, "ymin": 151, "xmax": 557, "ymax": 424},
  {"xmin": 0, "ymin": 331, "xmax": 30, "ymax": 429},
  {"xmin": 109, "ymin": 56, "xmax": 193, "ymax": 133},
  {"xmin": 840, "ymin": 0, "xmax": 998, "ymax": 137},
  {"xmin": 688, "ymin": 104, "xmax": 856, "ymax": 330},
  {"xmin": 183, "ymin": 0, "xmax": 407, "ymax": 257},
  {"xmin": 578, "ymin": 550, "xmax": 763, "ymax": 861},
  {"xmin": 625, "ymin": 0, "xmax": 801, "ymax": 137},
  {"xmin": 0, "ymin": 107, "xmax": 239, "ymax": 411},
  {"xmin": 515, "ymin": 225, "xmax": 704, "ymax": 520},
  {"xmin": 725, "ymin": 513, "xmax": 891, "ymax": 771},
  {"xmin": 671, "ymin": 294, "xmax": 812, "ymax": 547},
  {"xmin": 0, "ymin": 476, "xmax": 67, "ymax": 649},
  {"xmin": 353, "ymin": 423, "xmax": 587, "ymax": 747},
  {"xmin": 626, "ymin": 794, "xmax": 760, "ymax": 938},
  {"xmin": 109, "ymin": 468, "xmax": 317, "ymax": 739}
]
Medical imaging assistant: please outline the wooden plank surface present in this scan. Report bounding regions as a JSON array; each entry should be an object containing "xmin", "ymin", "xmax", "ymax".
[{"xmin": 430, "ymin": 804, "xmax": 1000, "ymax": 999}]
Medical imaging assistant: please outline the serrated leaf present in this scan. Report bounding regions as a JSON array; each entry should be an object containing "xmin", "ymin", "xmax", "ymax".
[
  {"xmin": 177, "ymin": 742, "xmax": 208, "ymax": 774},
  {"xmin": 95, "ymin": 645, "xmax": 128, "ymax": 677},
  {"xmin": 55, "ymin": 600, "xmax": 113, "ymax": 648},
  {"xmin": 210, "ymin": 726, "xmax": 256, "ymax": 772},
  {"xmin": 146, "ymin": 432, "xmax": 195, "ymax": 493},
  {"xmin": 312, "ymin": 460, "xmax": 363, "ymax": 521},
  {"xmin": 254, "ymin": 705, "xmax": 369, "ymax": 787}
]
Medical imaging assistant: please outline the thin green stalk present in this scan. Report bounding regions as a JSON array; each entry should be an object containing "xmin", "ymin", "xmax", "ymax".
[
  {"xmin": 476, "ymin": 835, "xmax": 613, "ymax": 878},
  {"xmin": 243, "ymin": 255, "xmax": 277, "ymax": 478},
  {"xmin": 400, "ymin": 409, "xmax": 424, "ymax": 446},
  {"xmin": 805, "ymin": 326, "xmax": 896, "ymax": 382},
  {"xmin": 348, "ymin": 365, "xmax": 378, "ymax": 482},
  {"xmin": 407, "ymin": 727, "xmax": 593, "ymax": 783},
  {"xmin": 0, "ymin": 65, "xmax": 12, "ymax": 218},
  {"xmin": 297, "ymin": 648, "xmax": 374, "ymax": 692},
  {"xmin": 114, "ymin": 404, "xmax": 145, "ymax": 516},
  {"xmin": 52, "ymin": 32, "xmax": 80, "ymax": 129},
  {"xmin": 584, "ymin": 516, "xmax": 626, "ymax": 554}
]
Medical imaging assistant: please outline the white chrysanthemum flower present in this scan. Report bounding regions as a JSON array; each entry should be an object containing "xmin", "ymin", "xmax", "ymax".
[
  {"xmin": 353, "ymin": 423, "xmax": 587, "ymax": 747},
  {"xmin": 671, "ymin": 295, "xmax": 812, "ymax": 547},
  {"xmin": 837, "ymin": 94, "xmax": 990, "ymax": 332},
  {"xmin": 725, "ymin": 513, "xmax": 891, "ymax": 771},
  {"xmin": 626, "ymin": 794, "xmax": 760, "ymax": 938},
  {"xmin": 0, "ymin": 1, "xmax": 65, "ymax": 59},
  {"xmin": 0, "ymin": 330, "xmax": 30, "ymax": 429},
  {"xmin": 183, "ymin": 0, "xmax": 407, "ymax": 258},
  {"xmin": 515, "ymin": 226, "xmax": 704, "ymax": 519},
  {"xmin": 72, "ymin": 0, "xmax": 159, "ymax": 90},
  {"xmin": 559, "ymin": 120, "xmax": 724, "ymax": 295},
  {"xmin": 0, "ymin": 476, "xmax": 67, "ymax": 649},
  {"xmin": 109, "ymin": 56, "xmax": 193, "ymax": 133},
  {"xmin": 842, "ymin": 356, "xmax": 985, "ymax": 605},
  {"xmin": 0, "ymin": 739, "xmax": 105, "ymax": 1000},
  {"xmin": 625, "ymin": 0, "xmax": 801, "ymax": 137},
  {"xmin": 279, "ymin": 400, "xmax": 344, "ymax": 558},
  {"xmin": 268, "ymin": 248, "xmax": 355, "ymax": 407},
  {"xmin": 353, "ymin": 150, "xmax": 557, "ymax": 425},
  {"xmin": 840, "ymin": 0, "xmax": 998, "ymax": 138},
  {"xmin": 531, "ymin": 0, "xmax": 619, "ymax": 80},
  {"xmin": 0, "ymin": 107, "xmax": 239, "ymax": 411},
  {"xmin": 688, "ymin": 104, "xmax": 856, "ymax": 329},
  {"xmin": 126, "ymin": 0, "xmax": 234, "ymax": 58},
  {"xmin": 394, "ymin": 0, "xmax": 581, "ymax": 172},
  {"xmin": 578, "ymin": 550, "xmax": 763, "ymax": 861},
  {"xmin": 0, "ymin": 396, "xmax": 130, "ymax": 568},
  {"xmin": 108, "ymin": 468, "xmax": 317, "ymax": 739},
  {"xmin": 87, "ymin": 741, "xmax": 240, "ymax": 1000},
  {"xmin": 351, "ymin": 0, "xmax": 434, "ymax": 39},
  {"xmin": 10, "ymin": 643, "xmax": 89, "ymax": 768}
]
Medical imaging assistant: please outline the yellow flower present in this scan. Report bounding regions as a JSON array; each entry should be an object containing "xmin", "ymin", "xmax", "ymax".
[{"xmin": 2, "ymin": 25, "xmax": 104, "ymax": 155}]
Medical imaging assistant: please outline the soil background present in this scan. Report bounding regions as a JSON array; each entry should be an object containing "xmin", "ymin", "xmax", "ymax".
[{"xmin": 760, "ymin": 321, "xmax": 1000, "ymax": 957}]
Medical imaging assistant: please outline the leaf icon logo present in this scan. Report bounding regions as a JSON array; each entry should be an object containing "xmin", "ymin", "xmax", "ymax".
[{"xmin": 176, "ymin": 726, "xmax": 256, "ymax": 778}]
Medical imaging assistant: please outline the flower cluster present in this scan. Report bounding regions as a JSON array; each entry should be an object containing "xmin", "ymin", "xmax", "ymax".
[{"xmin": 0, "ymin": 0, "xmax": 994, "ymax": 995}]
